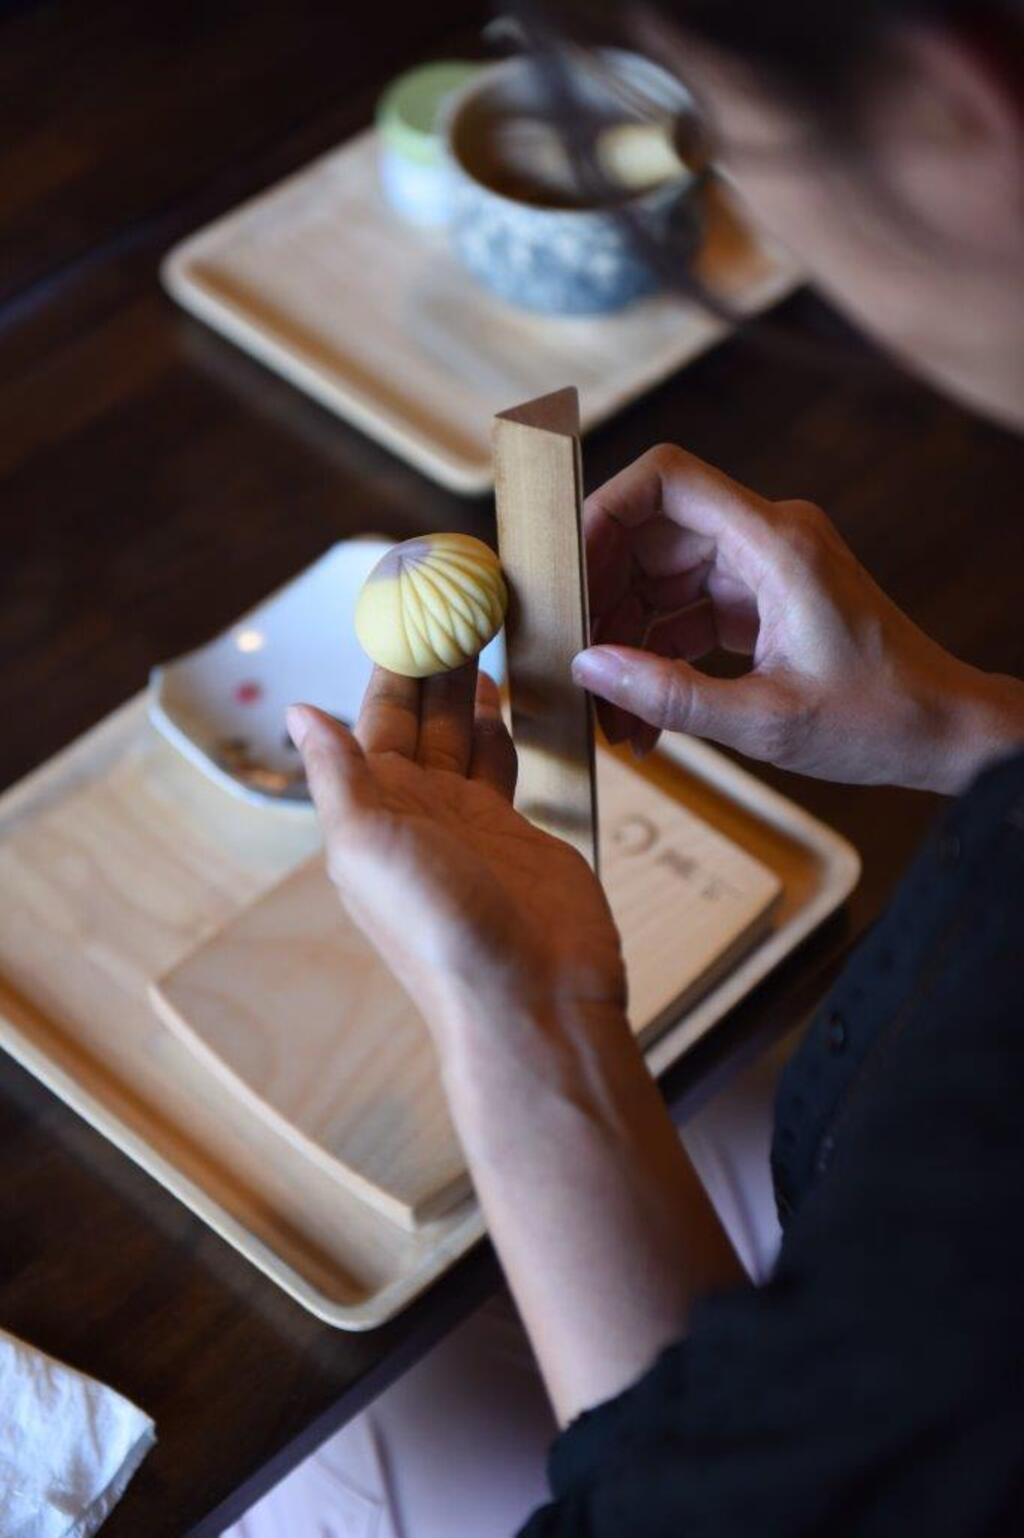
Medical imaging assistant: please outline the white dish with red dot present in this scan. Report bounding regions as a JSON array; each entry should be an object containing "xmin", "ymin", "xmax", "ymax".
[{"xmin": 148, "ymin": 536, "xmax": 506, "ymax": 812}]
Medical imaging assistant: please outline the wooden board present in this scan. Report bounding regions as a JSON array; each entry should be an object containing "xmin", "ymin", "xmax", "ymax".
[
  {"xmin": 0, "ymin": 694, "xmax": 858, "ymax": 1327},
  {"xmin": 494, "ymin": 387, "xmax": 597, "ymax": 867},
  {"xmin": 161, "ymin": 130, "xmax": 801, "ymax": 494},
  {"xmin": 150, "ymin": 752, "xmax": 781, "ymax": 1228}
]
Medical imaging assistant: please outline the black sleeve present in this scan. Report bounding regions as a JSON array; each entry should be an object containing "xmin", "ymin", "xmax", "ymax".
[{"xmin": 519, "ymin": 751, "xmax": 1024, "ymax": 1538}]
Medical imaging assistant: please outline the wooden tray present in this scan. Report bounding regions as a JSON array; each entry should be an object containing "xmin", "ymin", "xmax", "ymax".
[
  {"xmin": 150, "ymin": 753, "xmax": 782, "ymax": 1230},
  {"xmin": 0, "ymin": 697, "xmax": 858, "ymax": 1328},
  {"xmin": 161, "ymin": 130, "xmax": 800, "ymax": 494}
]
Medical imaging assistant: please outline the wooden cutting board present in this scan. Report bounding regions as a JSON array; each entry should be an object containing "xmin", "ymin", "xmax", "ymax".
[{"xmin": 150, "ymin": 750, "xmax": 780, "ymax": 1229}]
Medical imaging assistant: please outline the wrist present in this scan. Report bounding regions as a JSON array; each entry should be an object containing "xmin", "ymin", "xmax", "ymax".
[
  {"xmin": 927, "ymin": 664, "xmax": 1024, "ymax": 795},
  {"xmin": 427, "ymin": 977, "xmax": 631, "ymax": 1117},
  {"xmin": 417, "ymin": 940, "xmax": 628, "ymax": 1055},
  {"xmin": 432, "ymin": 975, "xmax": 627, "ymax": 1065}
]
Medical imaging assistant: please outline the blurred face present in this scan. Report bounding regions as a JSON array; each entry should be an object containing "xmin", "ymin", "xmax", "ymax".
[{"xmin": 635, "ymin": 12, "xmax": 1024, "ymax": 429}]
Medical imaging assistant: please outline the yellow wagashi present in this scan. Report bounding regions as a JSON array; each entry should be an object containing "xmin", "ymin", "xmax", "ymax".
[{"xmin": 354, "ymin": 533, "xmax": 508, "ymax": 678}]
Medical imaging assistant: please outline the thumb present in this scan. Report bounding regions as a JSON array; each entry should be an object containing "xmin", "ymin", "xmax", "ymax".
[
  {"xmin": 286, "ymin": 704, "xmax": 375, "ymax": 836},
  {"xmin": 572, "ymin": 646, "xmax": 794, "ymax": 764}
]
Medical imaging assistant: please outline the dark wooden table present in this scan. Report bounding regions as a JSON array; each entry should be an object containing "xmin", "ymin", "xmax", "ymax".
[{"xmin": 3, "ymin": 3, "xmax": 1022, "ymax": 1533}]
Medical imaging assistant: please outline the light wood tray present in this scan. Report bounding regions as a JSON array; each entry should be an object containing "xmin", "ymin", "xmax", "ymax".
[
  {"xmin": 0, "ymin": 698, "xmax": 858, "ymax": 1328},
  {"xmin": 149, "ymin": 754, "xmax": 782, "ymax": 1230},
  {"xmin": 161, "ymin": 130, "xmax": 800, "ymax": 494}
]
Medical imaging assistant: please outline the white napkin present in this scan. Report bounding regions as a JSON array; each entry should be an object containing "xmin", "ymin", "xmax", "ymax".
[{"xmin": 0, "ymin": 1326, "xmax": 155, "ymax": 1538}]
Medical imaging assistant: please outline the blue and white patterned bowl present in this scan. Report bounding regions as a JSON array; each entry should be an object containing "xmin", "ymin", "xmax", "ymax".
[{"xmin": 443, "ymin": 51, "xmax": 701, "ymax": 316}]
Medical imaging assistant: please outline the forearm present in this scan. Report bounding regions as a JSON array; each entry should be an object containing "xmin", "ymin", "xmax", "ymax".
[{"xmin": 434, "ymin": 987, "xmax": 743, "ymax": 1427}]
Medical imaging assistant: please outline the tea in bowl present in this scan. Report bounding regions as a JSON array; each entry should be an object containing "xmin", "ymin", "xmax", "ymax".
[{"xmin": 442, "ymin": 50, "xmax": 703, "ymax": 316}]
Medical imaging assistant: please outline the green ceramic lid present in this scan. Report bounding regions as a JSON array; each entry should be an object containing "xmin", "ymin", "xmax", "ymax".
[{"xmin": 376, "ymin": 60, "xmax": 480, "ymax": 167}]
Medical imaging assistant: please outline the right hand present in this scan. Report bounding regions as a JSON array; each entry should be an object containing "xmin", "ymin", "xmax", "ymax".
[{"xmin": 575, "ymin": 444, "xmax": 1022, "ymax": 795}]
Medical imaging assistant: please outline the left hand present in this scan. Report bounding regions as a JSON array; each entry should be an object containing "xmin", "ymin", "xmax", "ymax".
[
  {"xmin": 286, "ymin": 664, "xmax": 626, "ymax": 1040},
  {"xmin": 291, "ymin": 665, "xmax": 741, "ymax": 1427}
]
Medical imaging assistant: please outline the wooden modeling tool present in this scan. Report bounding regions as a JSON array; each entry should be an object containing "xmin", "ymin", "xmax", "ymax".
[{"xmin": 492, "ymin": 387, "xmax": 598, "ymax": 869}]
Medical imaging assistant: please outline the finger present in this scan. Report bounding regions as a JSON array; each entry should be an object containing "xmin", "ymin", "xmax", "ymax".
[
  {"xmin": 572, "ymin": 646, "xmax": 793, "ymax": 763},
  {"xmin": 705, "ymin": 569, "xmax": 761, "ymax": 653},
  {"xmin": 596, "ymin": 596, "xmax": 718, "ymax": 745},
  {"xmin": 596, "ymin": 695, "xmax": 640, "ymax": 748},
  {"xmin": 586, "ymin": 445, "xmax": 775, "ymax": 591},
  {"xmin": 585, "ymin": 510, "xmax": 712, "ymax": 625},
  {"xmin": 710, "ymin": 602, "xmax": 759, "ymax": 654},
  {"xmin": 629, "ymin": 721, "xmax": 661, "ymax": 760},
  {"xmin": 588, "ymin": 443, "xmax": 771, "ymax": 537},
  {"xmin": 584, "ymin": 496, "xmax": 633, "ymax": 620},
  {"xmin": 584, "ymin": 448, "xmax": 769, "ymax": 665},
  {"xmin": 632, "ymin": 519, "xmax": 715, "ymax": 581},
  {"xmin": 642, "ymin": 599, "xmax": 717, "ymax": 661},
  {"xmin": 593, "ymin": 591, "xmax": 648, "ymax": 745},
  {"xmin": 287, "ymin": 705, "xmax": 376, "ymax": 837},
  {"xmin": 356, "ymin": 667, "xmax": 420, "ymax": 758},
  {"xmin": 634, "ymin": 559, "xmax": 712, "ymax": 612},
  {"xmin": 469, "ymin": 672, "xmax": 517, "ymax": 801},
  {"xmin": 417, "ymin": 659, "xmax": 478, "ymax": 774}
]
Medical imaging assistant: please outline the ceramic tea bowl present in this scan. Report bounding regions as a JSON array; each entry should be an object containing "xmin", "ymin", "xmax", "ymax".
[{"xmin": 443, "ymin": 50, "xmax": 703, "ymax": 316}]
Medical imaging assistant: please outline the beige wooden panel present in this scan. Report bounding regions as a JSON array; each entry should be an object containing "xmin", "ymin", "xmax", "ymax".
[{"xmin": 151, "ymin": 750, "xmax": 780, "ymax": 1227}]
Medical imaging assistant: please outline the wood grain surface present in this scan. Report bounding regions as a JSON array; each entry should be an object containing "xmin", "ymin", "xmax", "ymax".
[
  {"xmin": 150, "ymin": 751, "xmax": 780, "ymax": 1227},
  {"xmin": 2, "ymin": 3, "xmax": 1022, "ymax": 1535},
  {"xmin": 0, "ymin": 693, "xmax": 840, "ymax": 1340},
  {"xmin": 162, "ymin": 135, "xmax": 798, "ymax": 493},
  {"xmin": 494, "ymin": 387, "xmax": 598, "ymax": 865}
]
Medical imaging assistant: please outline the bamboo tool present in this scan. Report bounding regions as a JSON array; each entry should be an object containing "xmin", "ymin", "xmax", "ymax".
[{"xmin": 493, "ymin": 387, "xmax": 598, "ymax": 868}]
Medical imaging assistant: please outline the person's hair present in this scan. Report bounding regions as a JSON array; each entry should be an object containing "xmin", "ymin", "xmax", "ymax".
[
  {"xmin": 503, "ymin": 0, "xmax": 1020, "ymax": 354},
  {"xmin": 522, "ymin": 0, "xmax": 1019, "ymax": 130},
  {"xmin": 641, "ymin": 0, "xmax": 966, "ymax": 117}
]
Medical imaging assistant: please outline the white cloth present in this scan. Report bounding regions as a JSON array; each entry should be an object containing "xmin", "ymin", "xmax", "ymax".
[
  {"xmin": 227, "ymin": 1034, "xmax": 791, "ymax": 1538},
  {"xmin": 0, "ymin": 1327, "xmax": 155, "ymax": 1538}
]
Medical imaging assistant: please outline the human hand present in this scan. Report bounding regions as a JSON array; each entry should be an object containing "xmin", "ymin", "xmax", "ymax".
[
  {"xmin": 576, "ymin": 444, "xmax": 1023, "ymax": 794},
  {"xmin": 286, "ymin": 665, "xmax": 626, "ymax": 1043},
  {"xmin": 290, "ymin": 666, "xmax": 740, "ymax": 1428}
]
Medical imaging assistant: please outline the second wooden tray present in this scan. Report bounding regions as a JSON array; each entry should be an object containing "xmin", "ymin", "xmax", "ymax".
[{"xmin": 161, "ymin": 130, "xmax": 800, "ymax": 494}]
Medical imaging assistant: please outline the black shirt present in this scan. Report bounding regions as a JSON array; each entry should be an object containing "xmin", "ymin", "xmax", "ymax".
[{"xmin": 520, "ymin": 749, "xmax": 1024, "ymax": 1537}]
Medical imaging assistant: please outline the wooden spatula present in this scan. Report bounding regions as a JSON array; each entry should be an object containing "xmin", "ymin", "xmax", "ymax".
[{"xmin": 493, "ymin": 387, "xmax": 599, "ymax": 870}]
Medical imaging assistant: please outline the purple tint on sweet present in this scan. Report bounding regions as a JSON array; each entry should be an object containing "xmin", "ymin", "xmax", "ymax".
[{"xmin": 368, "ymin": 540, "xmax": 432, "ymax": 582}]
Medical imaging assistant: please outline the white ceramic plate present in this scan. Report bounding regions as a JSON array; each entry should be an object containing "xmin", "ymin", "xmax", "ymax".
[{"xmin": 149, "ymin": 537, "xmax": 506, "ymax": 812}]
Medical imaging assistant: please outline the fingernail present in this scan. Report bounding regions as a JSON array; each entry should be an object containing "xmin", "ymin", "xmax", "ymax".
[
  {"xmin": 572, "ymin": 648, "xmax": 623, "ymax": 692},
  {"xmin": 286, "ymin": 704, "xmax": 312, "ymax": 750}
]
